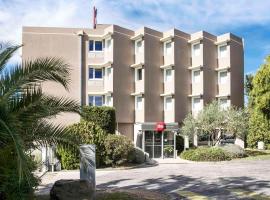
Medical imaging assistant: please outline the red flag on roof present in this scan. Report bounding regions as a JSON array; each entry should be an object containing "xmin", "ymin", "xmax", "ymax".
[{"xmin": 93, "ymin": 6, "xmax": 97, "ymax": 29}]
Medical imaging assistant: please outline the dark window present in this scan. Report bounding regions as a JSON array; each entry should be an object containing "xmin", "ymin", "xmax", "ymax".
[
  {"xmin": 89, "ymin": 40, "xmax": 94, "ymax": 51},
  {"xmin": 95, "ymin": 69, "xmax": 102, "ymax": 78},
  {"xmin": 95, "ymin": 41, "xmax": 103, "ymax": 51},
  {"xmin": 137, "ymin": 68, "xmax": 142, "ymax": 80},
  {"xmin": 89, "ymin": 96, "xmax": 94, "ymax": 106},
  {"xmin": 89, "ymin": 68, "xmax": 94, "ymax": 79},
  {"xmin": 95, "ymin": 96, "xmax": 103, "ymax": 106}
]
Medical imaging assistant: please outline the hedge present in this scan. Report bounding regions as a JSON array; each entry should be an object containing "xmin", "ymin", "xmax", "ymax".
[
  {"xmin": 56, "ymin": 121, "xmax": 107, "ymax": 169},
  {"xmin": 180, "ymin": 147, "xmax": 231, "ymax": 161},
  {"xmin": 104, "ymin": 134, "xmax": 134, "ymax": 166},
  {"xmin": 81, "ymin": 106, "xmax": 116, "ymax": 134}
]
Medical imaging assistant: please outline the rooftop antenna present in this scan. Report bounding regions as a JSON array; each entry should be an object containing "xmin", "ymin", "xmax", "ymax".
[{"xmin": 93, "ymin": 6, "xmax": 97, "ymax": 29}]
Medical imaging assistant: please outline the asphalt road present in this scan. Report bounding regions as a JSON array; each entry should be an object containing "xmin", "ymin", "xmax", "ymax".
[{"xmin": 37, "ymin": 159, "xmax": 270, "ymax": 199}]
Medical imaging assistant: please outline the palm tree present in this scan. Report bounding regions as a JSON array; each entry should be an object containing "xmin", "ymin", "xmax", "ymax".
[{"xmin": 0, "ymin": 43, "xmax": 81, "ymax": 191}]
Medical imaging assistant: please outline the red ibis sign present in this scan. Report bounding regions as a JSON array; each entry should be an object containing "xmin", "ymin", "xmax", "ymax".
[{"xmin": 155, "ymin": 122, "xmax": 166, "ymax": 132}]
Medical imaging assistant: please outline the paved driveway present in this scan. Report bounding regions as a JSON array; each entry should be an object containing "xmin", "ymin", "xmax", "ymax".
[{"xmin": 37, "ymin": 159, "xmax": 270, "ymax": 199}]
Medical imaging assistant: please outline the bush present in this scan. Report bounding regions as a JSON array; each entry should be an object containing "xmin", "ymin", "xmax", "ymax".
[
  {"xmin": 82, "ymin": 106, "xmax": 116, "ymax": 134},
  {"xmin": 247, "ymin": 111, "xmax": 270, "ymax": 148},
  {"xmin": 219, "ymin": 144, "xmax": 246, "ymax": 158},
  {"xmin": 0, "ymin": 146, "xmax": 39, "ymax": 200},
  {"xmin": 56, "ymin": 121, "xmax": 107, "ymax": 169},
  {"xmin": 180, "ymin": 147, "xmax": 231, "ymax": 161},
  {"xmin": 104, "ymin": 135, "xmax": 134, "ymax": 166}
]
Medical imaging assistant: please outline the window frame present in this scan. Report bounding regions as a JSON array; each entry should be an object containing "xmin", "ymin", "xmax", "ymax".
[
  {"xmin": 164, "ymin": 68, "xmax": 173, "ymax": 82},
  {"xmin": 88, "ymin": 95, "xmax": 103, "ymax": 106},
  {"xmin": 192, "ymin": 42, "xmax": 201, "ymax": 57},
  {"xmin": 105, "ymin": 38, "xmax": 112, "ymax": 52},
  {"xmin": 89, "ymin": 40, "xmax": 103, "ymax": 52},
  {"xmin": 89, "ymin": 67, "xmax": 103, "ymax": 80},
  {"xmin": 164, "ymin": 96, "xmax": 173, "ymax": 111},
  {"xmin": 218, "ymin": 44, "xmax": 228, "ymax": 58},
  {"xmin": 219, "ymin": 97, "xmax": 229, "ymax": 110},
  {"xmin": 135, "ymin": 68, "xmax": 143, "ymax": 81},
  {"xmin": 135, "ymin": 39, "xmax": 143, "ymax": 54},
  {"xmin": 164, "ymin": 41, "xmax": 172, "ymax": 56},
  {"xmin": 192, "ymin": 97, "xmax": 201, "ymax": 111},
  {"xmin": 105, "ymin": 95, "xmax": 113, "ymax": 107},
  {"xmin": 218, "ymin": 70, "xmax": 228, "ymax": 84},
  {"xmin": 135, "ymin": 96, "xmax": 143, "ymax": 111},
  {"xmin": 192, "ymin": 69, "xmax": 201, "ymax": 84}
]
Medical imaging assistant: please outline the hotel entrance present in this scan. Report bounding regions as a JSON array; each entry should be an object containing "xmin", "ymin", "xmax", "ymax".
[
  {"xmin": 144, "ymin": 131, "xmax": 175, "ymax": 158},
  {"xmin": 134, "ymin": 122, "xmax": 178, "ymax": 159}
]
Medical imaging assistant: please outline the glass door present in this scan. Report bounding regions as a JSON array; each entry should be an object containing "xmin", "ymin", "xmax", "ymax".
[
  {"xmin": 145, "ymin": 131, "xmax": 153, "ymax": 158},
  {"xmin": 154, "ymin": 132, "xmax": 162, "ymax": 158},
  {"xmin": 163, "ymin": 131, "xmax": 175, "ymax": 158}
]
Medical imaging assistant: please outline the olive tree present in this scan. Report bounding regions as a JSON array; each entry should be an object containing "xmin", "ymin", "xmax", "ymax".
[{"xmin": 181, "ymin": 101, "xmax": 248, "ymax": 146}]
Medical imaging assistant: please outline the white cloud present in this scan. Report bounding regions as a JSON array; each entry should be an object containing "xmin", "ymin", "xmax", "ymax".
[
  {"xmin": 1, "ymin": 0, "xmax": 270, "ymax": 65},
  {"xmin": 2, "ymin": 0, "xmax": 270, "ymax": 44}
]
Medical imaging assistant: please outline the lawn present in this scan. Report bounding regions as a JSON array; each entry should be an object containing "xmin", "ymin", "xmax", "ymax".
[
  {"xmin": 35, "ymin": 189, "xmax": 170, "ymax": 200},
  {"xmin": 240, "ymin": 149, "xmax": 270, "ymax": 160}
]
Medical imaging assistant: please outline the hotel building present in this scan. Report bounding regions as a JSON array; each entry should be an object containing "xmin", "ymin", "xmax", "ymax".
[{"xmin": 22, "ymin": 24, "xmax": 244, "ymax": 159}]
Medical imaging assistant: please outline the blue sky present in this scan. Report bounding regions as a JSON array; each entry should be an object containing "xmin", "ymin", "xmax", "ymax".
[{"xmin": 1, "ymin": 0, "xmax": 270, "ymax": 75}]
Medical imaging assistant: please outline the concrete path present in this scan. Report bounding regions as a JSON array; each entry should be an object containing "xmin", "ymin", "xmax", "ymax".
[{"xmin": 37, "ymin": 159, "xmax": 270, "ymax": 199}]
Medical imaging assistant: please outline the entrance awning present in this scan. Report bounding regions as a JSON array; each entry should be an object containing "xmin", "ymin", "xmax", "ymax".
[{"xmin": 138, "ymin": 122, "xmax": 179, "ymax": 131}]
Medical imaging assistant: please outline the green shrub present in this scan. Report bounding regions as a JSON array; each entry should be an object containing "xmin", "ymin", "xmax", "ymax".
[
  {"xmin": 0, "ymin": 146, "xmax": 39, "ymax": 200},
  {"xmin": 247, "ymin": 111, "xmax": 270, "ymax": 148},
  {"xmin": 180, "ymin": 147, "xmax": 231, "ymax": 161},
  {"xmin": 82, "ymin": 106, "xmax": 116, "ymax": 134},
  {"xmin": 219, "ymin": 144, "xmax": 246, "ymax": 158},
  {"xmin": 104, "ymin": 135, "xmax": 134, "ymax": 166},
  {"xmin": 56, "ymin": 121, "xmax": 107, "ymax": 169}
]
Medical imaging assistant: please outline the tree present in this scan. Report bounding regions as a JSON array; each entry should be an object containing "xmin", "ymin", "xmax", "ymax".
[
  {"xmin": 181, "ymin": 101, "xmax": 248, "ymax": 146},
  {"xmin": 226, "ymin": 107, "xmax": 249, "ymax": 140},
  {"xmin": 247, "ymin": 55, "xmax": 270, "ymax": 148},
  {"xmin": 245, "ymin": 74, "xmax": 254, "ymax": 96},
  {"xmin": 0, "ymin": 43, "xmax": 80, "ymax": 198},
  {"xmin": 196, "ymin": 101, "xmax": 225, "ymax": 145}
]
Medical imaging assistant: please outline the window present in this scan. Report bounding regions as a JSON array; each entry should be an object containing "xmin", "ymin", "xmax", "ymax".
[
  {"xmin": 136, "ymin": 68, "xmax": 142, "ymax": 81},
  {"xmin": 89, "ymin": 40, "xmax": 94, "ymax": 51},
  {"xmin": 164, "ymin": 41, "xmax": 172, "ymax": 55},
  {"xmin": 106, "ymin": 67, "xmax": 112, "ymax": 78},
  {"xmin": 136, "ymin": 96, "xmax": 143, "ymax": 110},
  {"xmin": 192, "ymin": 98, "xmax": 201, "ymax": 111},
  {"xmin": 105, "ymin": 95, "xmax": 113, "ymax": 106},
  {"xmin": 219, "ymin": 71, "xmax": 228, "ymax": 84},
  {"xmin": 135, "ymin": 40, "xmax": 143, "ymax": 54},
  {"xmin": 192, "ymin": 70, "xmax": 200, "ymax": 83},
  {"xmin": 164, "ymin": 96, "xmax": 173, "ymax": 111},
  {"xmin": 89, "ymin": 68, "xmax": 103, "ymax": 79},
  {"xmin": 89, "ymin": 95, "xmax": 103, "ymax": 106},
  {"xmin": 164, "ymin": 68, "xmax": 172, "ymax": 82},
  {"xmin": 219, "ymin": 98, "xmax": 229, "ymax": 110},
  {"xmin": 219, "ymin": 45, "xmax": 227, "ymax": 58},
  {"xmin": 89, "ymin": 40, "xmax": 103, "ymax": 51},
  {"xmin": 192, "ymin": 43, "xmax": 200, "ymax": 56},
  {"xmin": 105, "ymin": 39, "xmax": 112, "ymax": 51}
]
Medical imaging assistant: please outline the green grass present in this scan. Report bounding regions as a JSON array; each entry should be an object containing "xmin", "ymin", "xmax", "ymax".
[
  {"xmin": 240, "ymin": 149, "xmax": 270, "ymax": 160},
  {"xmin": 96, "ymin": 191, "xmax": 142, "ymax": 200}
]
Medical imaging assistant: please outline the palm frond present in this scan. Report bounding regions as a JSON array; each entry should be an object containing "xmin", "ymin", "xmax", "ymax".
[
  {"xmin": 27, "ymin": 121, "xmax": 81, "ymax": 148},
  {"xmin": 0, "ymin": 57, "xmax": 71, "ymax": 99},
  {"xmin": 0, "ymin": 43, "xmax": 22, "ymax": 73}
]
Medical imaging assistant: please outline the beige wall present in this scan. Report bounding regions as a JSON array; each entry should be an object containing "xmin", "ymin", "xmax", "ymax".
[
  {"xmin": 229, "ymin": 35, "xmax": 244, "ymax": 108},
  {"xmin": 202, "ymin": 33, "xmax": 218, "ymax": 104},
  {"xmin": 112, "ymin": 25, "xmax": 135, "ymax": 128},
  {"xmin": 173, "ymin": 29, "xmax": 191, "ymax": 122},
  {"xmin": 22, "ymin": 27, "xmax": 82, "ymax": 126},
  {"xmin": 144, "ymin": 27, "xmax": 163, "ymax": 122}
]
